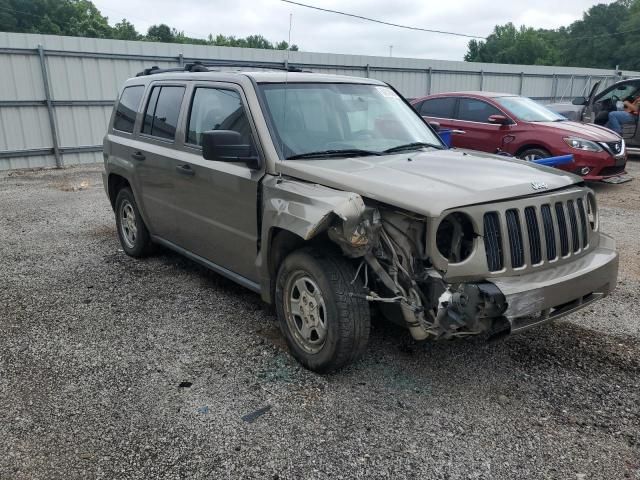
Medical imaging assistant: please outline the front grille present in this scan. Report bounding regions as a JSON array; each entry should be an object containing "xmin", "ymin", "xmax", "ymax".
[
  {"xmin": 555, "ymin": 202, "xmax": 570, "ymax": 257},
  {"xmin": 540, "ymin": 204, "xmax": 557, "ymax": 260},
  {"xmin": 577, "ymin": 198, "xmax": 589, "ymax": 246},
  {"xmin": 483, "ymin": 192, "xmax": 591, "ymax": 272},
  {"xmin": 483, "ymin": 212, "xmax": 503, "ymax": 271},
  {"xmin": 524, "ymin": 207, "xmax": 542, "ymax": 264},
  {"xmin": 600, "ymin": 165, "xmax": 625, "ymax": 177},
  {"xmin": 505, "ymin": 209, "xmax": 525, "ymax": 268},
  {"xmin": 567, "ymin": 200, "xmax": 580, "ymax": 253}
]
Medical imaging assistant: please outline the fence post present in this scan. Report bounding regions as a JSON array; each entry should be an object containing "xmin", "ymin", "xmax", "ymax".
[
  {"xmin": 37, "ymin": 44, "xmax": 62, "ymax": 168},
  {"xmin": 178, "ymin": 53, "xmax": 184, "ymax": 66},
  {"xmin": 569, "ymin": 75, "xmax": 574, "ymax": 97},
  {"xmin": 365, "ymin": 64, "xmax": 370, "ymax": 78},
  {"xmin": 427, "ymin": 67, "xmax": 432, "ymax": 94},
  {"xmin": 479, "ymin": 69, "xmax": 484, "ymax": 91},
  {"xmin": 519, "ymin": 72, "xmax": 524, "ymax": 95}
]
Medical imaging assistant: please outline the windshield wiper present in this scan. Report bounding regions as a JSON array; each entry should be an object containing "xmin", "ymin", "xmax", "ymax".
[
  {"xmin": 286, "ymin": 149, "xmax": 382, "ymax": 160},
  {"xmin": 383, "ymin": 142, "xmax": 442, "ymax": 154}
]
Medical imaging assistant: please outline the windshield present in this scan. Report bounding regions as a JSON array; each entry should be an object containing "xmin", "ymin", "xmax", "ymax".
[
  {"xmin": 496, "ymin": 96, "xmax": 567, "ymax": 122},
  {"xmin": 258, "ymin": 83, "xmax": 442, "ymax": 159}
]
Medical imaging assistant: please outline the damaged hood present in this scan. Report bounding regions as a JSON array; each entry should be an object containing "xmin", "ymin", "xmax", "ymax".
[{"xmin": 277, "ymin": 148, "xmax": 581, "ymax": 217}]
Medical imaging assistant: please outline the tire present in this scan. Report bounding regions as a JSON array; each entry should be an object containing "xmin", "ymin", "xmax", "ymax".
[
  {"xmin": 275, "ymin": 247, "xmax": 370, "ymax": 373},
  {"xmin": 518, "ymin": 147, "xmax": 550, "ymax": 162},
  {"xmin": 114, "ymin": 187, "xmax": 153, "ymax": 257}
]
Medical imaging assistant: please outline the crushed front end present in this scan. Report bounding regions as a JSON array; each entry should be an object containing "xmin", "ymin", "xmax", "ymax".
[{"xmin": 327, "ymin": 185, "xmax": 618, "ymax": 340}]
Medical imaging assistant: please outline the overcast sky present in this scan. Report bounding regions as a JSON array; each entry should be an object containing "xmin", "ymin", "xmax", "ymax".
[{"xmin": 92, "ymin": 0, "xmax": 612, "ymax": 60}]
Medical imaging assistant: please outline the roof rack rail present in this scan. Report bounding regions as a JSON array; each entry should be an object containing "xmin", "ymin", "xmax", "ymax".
[
  {"xmin": 184, "ymin": 61, "xmax": 307, "ymax": 73},
  {"xmin": 135, "ymin": 61, "xmax": 309, "ymax": 76}
]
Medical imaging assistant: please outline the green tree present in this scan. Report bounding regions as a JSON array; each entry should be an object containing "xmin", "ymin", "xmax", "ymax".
[
  {"xmin": 464, "ymin": 23, "xmax": 559, "ymax": 65},
  {"xmin": 0, "ymin": 0, "xmax": 302, "ymax": 51},
  {"xmin": 0, "ymin": 0, "xmax": 111, "ymax": 38},
  {"xmin": 561, "ymin": 1, "xmax": 630, "ymax": 68},
  {"xmin": 617, "ymin": 0, "xmax": 640, "ymax": 69},
  {"xmin": 464, "ymin": 0, "xmax": 638, "ymax": 69},
  {"xmin": 112, "ymin": 18, "xmax": 139, "ymax": 41},
  {"xmin": 146, "ymin": 24, "xmax": 174, "ymax": 43}
]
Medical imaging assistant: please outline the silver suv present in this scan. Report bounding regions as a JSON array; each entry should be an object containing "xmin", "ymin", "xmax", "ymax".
[{"xmin": 103, "ymin": 65, "xmax": 619, "ymax": 372}]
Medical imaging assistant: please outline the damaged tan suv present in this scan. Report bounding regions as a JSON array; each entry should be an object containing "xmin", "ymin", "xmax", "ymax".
[{"xmin": 103, "ymin": 65, "xmax": 619, "ymax": 372}]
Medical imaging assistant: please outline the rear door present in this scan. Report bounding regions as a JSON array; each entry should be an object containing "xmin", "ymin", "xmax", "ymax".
[
  {"xmin": 134, "ymin": 83, "xmax": 187, "ymax": 242},
  {"xmin": 169, "ymin": 82, "xmax": 263, "ymax": 282},
  {"xmin": 452, "ymin": 97, "xmax": 510, "ymax": 152},
  {"xmin": 418, "ymin": 96, "xmax": 457, "ymax": 130},
  {"xmin": 107, "ymin": 84, "xmax": 146, "ymax": 198}
]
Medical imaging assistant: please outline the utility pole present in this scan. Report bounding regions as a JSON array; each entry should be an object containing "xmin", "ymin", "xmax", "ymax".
[{"xmin": 389, "ymin": 45, "xmax": 393, "ymax": 57}]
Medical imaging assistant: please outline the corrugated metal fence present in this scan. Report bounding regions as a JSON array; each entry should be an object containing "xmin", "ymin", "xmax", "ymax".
[{"xmin": 1, "ymin": 32, "xmax": 638, "ymax": 170}]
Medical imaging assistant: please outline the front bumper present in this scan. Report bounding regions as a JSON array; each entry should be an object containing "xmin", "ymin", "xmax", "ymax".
[
  {"xmin": 568, "ymin": 150, "xmax": 627, "ymax": 181},
  {"xmin": 487, "ymin": 233, "xmax": 618, "ymax": 333}
]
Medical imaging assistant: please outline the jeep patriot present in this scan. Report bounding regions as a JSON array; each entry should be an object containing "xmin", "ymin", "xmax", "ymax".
[{"xmin": 103, "ymin": 66, "xmax": 619, "ymax": 372}]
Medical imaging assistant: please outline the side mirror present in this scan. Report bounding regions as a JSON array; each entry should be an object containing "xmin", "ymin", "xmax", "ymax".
[
  {"xmin": 202, "ymin": 130, "xmax": 260, "ymax": 169},
  {"xmin": 488, "ymin": 114, "xmax": 511, "ymax": 125},
  {"xmin": 427, "ymin": 120, "xmax": 440, "ymax": 131},
  {"xmin": 572, "ymin": 96, "xmax": 587, "ymax": 106}
]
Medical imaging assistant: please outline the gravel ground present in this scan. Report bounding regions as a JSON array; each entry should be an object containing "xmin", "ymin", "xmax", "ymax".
[{"xmin": 1, "ymin": 162, "xmax": 639, "ymax": 480}]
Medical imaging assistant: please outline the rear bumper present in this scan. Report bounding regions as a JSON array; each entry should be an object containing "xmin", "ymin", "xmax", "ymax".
[{"xmin": 487, "ymin": 233, "xmax": 618, "ymax": 333}]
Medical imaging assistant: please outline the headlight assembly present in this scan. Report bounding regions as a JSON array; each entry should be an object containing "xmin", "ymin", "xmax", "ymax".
[{"xmin": 563, "ymin": 137, "xmax": 603, "ymax": 152}]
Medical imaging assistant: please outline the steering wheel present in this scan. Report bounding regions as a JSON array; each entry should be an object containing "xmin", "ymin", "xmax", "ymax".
[{"xmin": 609, "ymin": 95, "xmax": 620, "ymax": 110}]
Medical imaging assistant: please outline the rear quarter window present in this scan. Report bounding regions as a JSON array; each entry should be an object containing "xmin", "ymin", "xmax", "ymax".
[
  {"xmin": 420, "ymin": 97, "xmax": 456, "ymax": 119},
  {"xmin": 113, "ymin": 85, "xmax": 145, "ymax": 133}
]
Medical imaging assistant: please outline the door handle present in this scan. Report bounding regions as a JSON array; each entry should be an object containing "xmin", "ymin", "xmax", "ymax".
[
  {"xmin": 131, "ymin": 151, "xmax": 146, "ymax": 161},
  {"xmin": 175, "ymin": 164, "xmax": 195, "ymax": 176}
]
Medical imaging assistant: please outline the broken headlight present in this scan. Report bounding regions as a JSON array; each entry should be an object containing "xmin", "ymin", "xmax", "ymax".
[{"xmin": 436, "ymin": 212, "xmax": 475, "ymax": 263}]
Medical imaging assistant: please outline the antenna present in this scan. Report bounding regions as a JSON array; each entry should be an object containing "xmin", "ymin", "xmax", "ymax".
[{"xmin": 278, "ymin": 12, "xmax": 293, "ymax": 179}]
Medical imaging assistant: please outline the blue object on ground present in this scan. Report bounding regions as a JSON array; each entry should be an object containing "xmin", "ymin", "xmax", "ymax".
[
  {"xmin": 532, "ymin": 154, "xmax": 573, "ymax": 167},
  {"xmin": 438, "ymin": 129, "xmax": 452, "ymax": 147}
]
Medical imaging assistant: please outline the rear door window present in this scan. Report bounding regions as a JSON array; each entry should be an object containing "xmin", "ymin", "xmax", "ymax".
[
  {"xmin": 186, "ymin": 88, "xmax": 252, "ymax": 146},
  {"xmin": 142, "ymin": 85, "xmax": 185, "ymax": 140},
  {"xmin": 420, "ymin": 97, "xmax": 456, "ymax": 119},
  {"xmin": 457, "ymin": 98, "xmax": 501, "ymax": 123},
  {"xmin": 113, "ymin": 85, "xmax": 144, "ymax": 133}
]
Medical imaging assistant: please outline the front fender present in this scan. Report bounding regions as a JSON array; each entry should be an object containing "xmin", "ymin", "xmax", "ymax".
[{"xmin": 258, "ymin": 175, "xmax": 366, "ymax": 302}]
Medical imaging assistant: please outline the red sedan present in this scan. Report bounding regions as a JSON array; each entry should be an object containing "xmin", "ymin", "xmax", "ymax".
[{"xmin": 411, "ymin": 92, "xmax": 628, "ymax": 182}]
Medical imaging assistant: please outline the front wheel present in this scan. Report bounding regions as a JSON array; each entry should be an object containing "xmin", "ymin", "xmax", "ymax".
[
  {"xmin": 518, "ymin": 148, "xmax": 550, "ymax": 162},
  {"xmin": 275, "ymin": 248, "xmax": 370, "ymax": 373}
]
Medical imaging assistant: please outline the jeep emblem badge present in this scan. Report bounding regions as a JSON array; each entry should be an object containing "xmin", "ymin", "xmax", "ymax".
[{"xmin": 531, "ymin": 181, "xmax": 548, "ymax": 190}]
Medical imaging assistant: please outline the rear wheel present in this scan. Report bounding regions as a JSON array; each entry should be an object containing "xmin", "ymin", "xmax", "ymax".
[
  {"xmin": 518, "ymin": 147, "xmax": 550, "ymax": 162},
  {"xmin": 115, "ymin": 187, "xmax": 153, "ymax": 257},
  {"xmin": 275, "ymin": 248, "xmax": 370, "ymax": 373}
]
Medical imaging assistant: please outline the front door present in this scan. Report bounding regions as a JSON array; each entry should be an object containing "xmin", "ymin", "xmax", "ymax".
[
  {"xmin": 169, "ymin": 83, "xmax": 263, "ymax": 282},
  {"xmin": 452, "ymin": 97, "xmax": 511, "ymax": 153}
]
